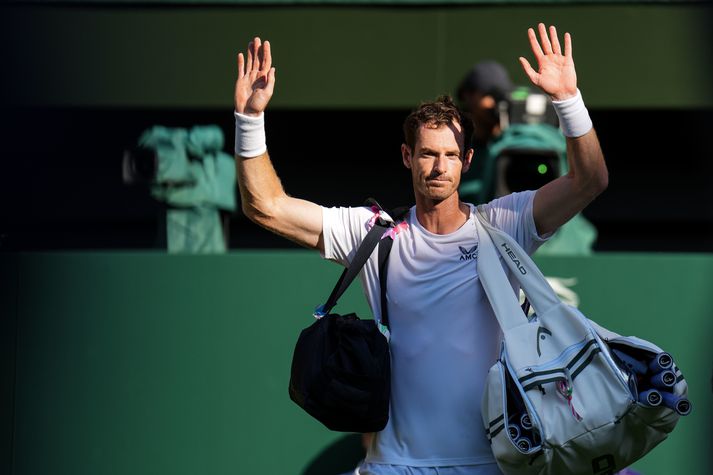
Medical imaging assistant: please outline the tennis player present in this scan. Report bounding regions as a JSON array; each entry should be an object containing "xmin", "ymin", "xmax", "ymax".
[{"xmin": 233, "ymin": 24, "xmax": 607, "ymax": 474}]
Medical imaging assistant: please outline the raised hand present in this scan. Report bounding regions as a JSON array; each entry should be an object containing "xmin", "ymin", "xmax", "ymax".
[
  {"xmin": 519, "ymin": 24, "xmax": 577, "ymax": 101},
  {"xmin": 235, "ymin": 37, "xmax": 276, "ymax": 116}
]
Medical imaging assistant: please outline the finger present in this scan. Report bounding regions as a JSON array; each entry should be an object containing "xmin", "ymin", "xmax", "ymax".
[
  {"xmin": 518, "ymin": 57, "xmax": 539, "ymax": 85},
  {"xmin": 261, "ymin": 40, "xmax": 272, "ymax": 74},
  {"xmin": 237, "ymin": 53, "xmax": 245, "ymax": 79},
  {"xmin": 549, "ymin": 25, "xmax": 562, "ymax": 55},
  {"xmin": 538, "ymin": 23, "xmax": 553, "ymax": 55},
  {"xmin": 265, "ymin": 67, "xmax": 276, "ymax": 96},
  {"xmin": 527, "ymin": 27, "xmax": 544, "ymax": 61},
  {"xmin": 564, "ymin": 32, "xmax": 573, "ymax": 58},
  {"xmin": 246, "ymin": 40, "xmax": 254, "ymax": 72},
  {"xmin": 253, "ymin": 37, "xmax": 262, "ymax": 71}
]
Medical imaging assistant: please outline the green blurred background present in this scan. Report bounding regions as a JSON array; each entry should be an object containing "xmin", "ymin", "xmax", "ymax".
[
  {"xmin": 2, "ymin": 253, "xmax": 712, "ymax": 474},
  {"xmin": 2, "ymin": 3, "xmax": 712, "ymax": 109}
]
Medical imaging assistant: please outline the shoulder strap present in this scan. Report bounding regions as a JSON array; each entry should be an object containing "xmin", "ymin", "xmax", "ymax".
[
  {"xmin": 321, "ymin": 220, "xmax": 389, "ymax": 317},
  {"xmin": 319, "ymin": 201, "xmax": 409, "ymax": 331},
  {"xmin": 474, "ymin": 205, "xmax": 560, "ymax": 330},
  {"xmin": 473, "ymin": 209, "xmax": 525, "ymax": 331},
  {"xmin": 378, "ymin": 236, "xmax": 393, "ymax": 328}
]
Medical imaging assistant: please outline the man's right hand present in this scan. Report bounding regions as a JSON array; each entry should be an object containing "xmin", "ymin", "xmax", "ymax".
[
  {"xmin": 235, "ymin": 37, "xmax": 276, "ymax": 117},
  {"xmin": 233, "ymin": 36, "xmax": 324, "ymax": 251}
]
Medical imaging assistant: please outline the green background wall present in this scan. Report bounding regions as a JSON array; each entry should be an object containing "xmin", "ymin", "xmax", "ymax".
[
  {"xmin": 2, "ymin": 252, "xmax": 712, "ymax": 474},
  {"xmin": 1, "ymin": 4, "xmax": 712, "ymax": 109}
]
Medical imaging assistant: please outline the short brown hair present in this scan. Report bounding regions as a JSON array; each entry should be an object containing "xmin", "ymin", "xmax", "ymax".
[{"xmin": 402, "ymin": 95, "xmax": 474, "ymax": 155}]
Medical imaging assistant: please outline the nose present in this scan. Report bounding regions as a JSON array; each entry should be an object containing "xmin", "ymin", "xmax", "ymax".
[{"xmin": 432, "ymin": 154, "xmax": 447, "ymax": 174}]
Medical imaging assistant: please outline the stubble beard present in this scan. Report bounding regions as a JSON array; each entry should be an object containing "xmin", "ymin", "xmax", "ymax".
[{"xmin": 420, "ymin": 178, "xmax": 458, "ymax": 203}]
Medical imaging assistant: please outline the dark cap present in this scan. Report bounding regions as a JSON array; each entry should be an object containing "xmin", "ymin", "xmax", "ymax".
[{"xmin": 457, "ymin": 60, "xmax": 513, "ymax": 102}]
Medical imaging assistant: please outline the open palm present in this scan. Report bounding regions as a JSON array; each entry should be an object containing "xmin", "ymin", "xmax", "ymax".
[
  {"xmin": 235, "ymin": 37, "xmax": 276, "ymax": 116},
  {"xmin": 519, "ymin": 24, "xmax": 578, "ymax": 101}
]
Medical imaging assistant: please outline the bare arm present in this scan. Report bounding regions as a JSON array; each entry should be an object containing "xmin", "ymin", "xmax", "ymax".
[
  {"xmin": 519, "ymin": 24, "xmax": 608, "ymax": 236},
  {"xmin": 234, "ymin": 37, "xmax": 324, "ymax": 251}
]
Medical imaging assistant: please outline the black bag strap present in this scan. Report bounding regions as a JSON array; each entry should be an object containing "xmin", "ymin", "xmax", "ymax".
[
  {"xmin": 321, "ymin": 219, "xmax": 389, "ymax": 316},
  {"xmin": 319, "ymin": 200, "xmax": 409, "ymax": 330},
  {"xmin": 376, "ymin": 205, "xmax": 407, "ymax": 329},
  {"xmin": 378, "ymin": 234, "xmax": 393, "ymax": 329}
]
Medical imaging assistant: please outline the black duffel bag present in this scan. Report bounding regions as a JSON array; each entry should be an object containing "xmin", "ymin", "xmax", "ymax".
[{"xmin": 289, "ymin": 205, "xmax": 397, "ymax": 433}]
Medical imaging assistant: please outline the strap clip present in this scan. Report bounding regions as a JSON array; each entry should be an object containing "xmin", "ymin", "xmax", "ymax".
[{"xmin": 313, "ymin": 304, "xmax": 327, "ymax": 319}]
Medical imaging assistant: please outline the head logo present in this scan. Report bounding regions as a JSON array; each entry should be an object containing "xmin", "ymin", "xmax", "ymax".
[
  {"xmin": 536, "ymin": 326, "xmax": 552, "ymax": 357},
  {"xmin": 459, "ymin": 245, "xmax": 478, "ymax": 261},
  {"xmin": 500, "ymin": 242, "xmax": 527, "ymax": 274}
]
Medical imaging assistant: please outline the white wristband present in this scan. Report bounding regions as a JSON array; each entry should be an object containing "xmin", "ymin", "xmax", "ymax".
[
  {"xmin": 551, "ymin": 89, "xmax": 593, "ymax": 138},
  {"xmin": 234, "ymin": 111, "xmax": 267, "ymax": 157}
]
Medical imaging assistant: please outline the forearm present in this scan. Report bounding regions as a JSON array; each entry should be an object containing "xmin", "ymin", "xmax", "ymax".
[
  {"xmin": 564, "ymin": 129, "xmax": 608, "ymax": 200},
  {"xmin": 533, "ymin": 93, "xmax": 608, "ymax": 235},
  {"xmin": 233, "ymin": 110, "xmax": 287, "ymax": 223},
  {"xmin": 552, "ymin": 89, "xmax": 608, "ymax": 198},
  {"xmin": 236, "ymin": 151, "xmax": 288, "ymax": 224}
]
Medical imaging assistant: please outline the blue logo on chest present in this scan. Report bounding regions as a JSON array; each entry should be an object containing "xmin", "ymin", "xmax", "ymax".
[{"xmin": 459, "ymin": 245, "xmax": 478, "ymax": 261}]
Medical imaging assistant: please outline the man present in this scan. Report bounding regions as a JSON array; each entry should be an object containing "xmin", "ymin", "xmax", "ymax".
[
  {"xmin": 233, "ymin": 24, "xmax": 607, "ymax": 474},
  {"xmin": 457, "ymin": 60, "xmax": 514, "ymax": 154}
]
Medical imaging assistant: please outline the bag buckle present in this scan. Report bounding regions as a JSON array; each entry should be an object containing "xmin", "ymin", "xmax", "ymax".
[{"xmin": 313, "ymin": 304, "xmax": 327, "ymax": 319}]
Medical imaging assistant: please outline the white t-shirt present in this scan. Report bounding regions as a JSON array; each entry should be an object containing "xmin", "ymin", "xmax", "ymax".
[{"xmin": 321, "ymin": 190, "xmax": 549, "ymax": 467}]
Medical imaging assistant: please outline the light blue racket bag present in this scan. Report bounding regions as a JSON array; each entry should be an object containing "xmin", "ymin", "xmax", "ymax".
[{"xmin": 474, "ymin": 207, "xmax": 689, "ymax": 475}]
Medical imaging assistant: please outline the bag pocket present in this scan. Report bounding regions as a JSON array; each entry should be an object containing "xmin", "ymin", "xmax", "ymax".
[
  {"xmin": 483, "ymin": 361, "xmax": 546, "ymax": 474},
  {"xmin": 603, "ymin": 336, "xmax": 689, "ymax": 420}
]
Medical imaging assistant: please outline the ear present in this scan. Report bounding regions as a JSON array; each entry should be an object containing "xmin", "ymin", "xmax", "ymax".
[
  {"xmin": 462, "ymin": 148, "xmax": 474, "ymax": 173},
  {"xmin": 401, "ymin": 143, "xmax": 412, "ymax": 169},
  {"xmin": 481, "ymin": 95, "xmax": 497, "ymax": 110}
]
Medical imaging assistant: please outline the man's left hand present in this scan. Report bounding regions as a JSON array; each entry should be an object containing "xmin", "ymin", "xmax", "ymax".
[{"xmin": 519, "ymin": 23, "xmax": 578, "ymax": 101}]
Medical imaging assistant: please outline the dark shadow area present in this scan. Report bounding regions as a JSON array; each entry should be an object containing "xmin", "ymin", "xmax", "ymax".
[
  {"xmin": 1, "ymin": 107, "xmax": 712, "ymax": 251},
  {"xmin": 300, "ymin": 433, "xmax": 364, "ymax": 475},
  {"xmin": 0, "ymin": 255, "xmax": 18, "ymax": 473}
]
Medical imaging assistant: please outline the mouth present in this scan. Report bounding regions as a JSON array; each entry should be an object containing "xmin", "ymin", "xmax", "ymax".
[{"xmin": 426, "ymin": 177, "xmax": 450, "ymax": 185}]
